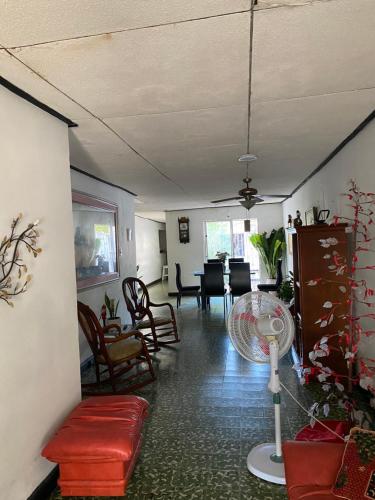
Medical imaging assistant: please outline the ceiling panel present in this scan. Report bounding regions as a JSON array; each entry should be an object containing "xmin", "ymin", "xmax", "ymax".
[
  {"xmin": 248, "ymin": 87, "xmax": 375, "ymax": 190},
  {"xmin": 69, "ymin": 118, "xmax": 195, "ymax": 206},
  {"xmin": 0, "ymin": 49, "xmax": 90, "ymax": 120},
  {"xmin": 1, "ymin": 0, "xmax": 374, "ymax": 214},
  {"xmin": 1, "ymin": 0, "xmax": 250, "ymax": 48},
  {"xmin": 105, "ymin": 105, "xmax": 248, "ymax": 158},
  {"xmin": 9, "ymin": 13, "xmax": 250, "ymax": 117},
  {"xmin": 252, "ymin": 0, "xmax": 375, "ymax": 101},
  {"xmin": 256, "ymin": 0, "xmax": 323, "ymax": 7}
]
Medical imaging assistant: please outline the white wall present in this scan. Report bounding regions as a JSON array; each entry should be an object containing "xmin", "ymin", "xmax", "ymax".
[
  {"xmin": 71, "ymin": 170, "xmax": 137, "ymax": 362},
  {"xmin": 0, "ymin": 87, "xmax": 81, "ymax": 500},
  {"xmin": 166, "ymin": 203, "xmax": 283, "ymax": 293},
  {"xmin": 135, "ymin": 216, "xmax": 166, "ymax": 285},
  {"xmin": 282, "ymin": 118, "xmax": 375, "ymax": 364}
]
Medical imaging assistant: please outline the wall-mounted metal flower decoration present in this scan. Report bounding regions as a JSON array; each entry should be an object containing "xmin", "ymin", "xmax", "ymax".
[{"xmin": 0, "ymin": 214, "xmax": 42, "ymax": 307}]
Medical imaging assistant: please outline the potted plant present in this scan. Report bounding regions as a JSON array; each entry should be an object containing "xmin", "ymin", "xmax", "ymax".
[
  {"xmin": 104, "ymin": 292, "xmax": 121, "ymax": 327},
  {"xmin": 216, "ymin": 251, "xmax": 229, "ymax": 264},
  {"xmin": 278, "ymin": 271, "xmax": 294, "ymax": 304},
  {"xmin": 250, "ymin": 227, "xmax": 286, "ymax": 282}
]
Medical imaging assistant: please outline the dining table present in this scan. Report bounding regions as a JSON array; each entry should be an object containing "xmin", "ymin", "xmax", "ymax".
[{"xmin": 194, "ymin": 269, "xmax": 256, "ymax": 311}]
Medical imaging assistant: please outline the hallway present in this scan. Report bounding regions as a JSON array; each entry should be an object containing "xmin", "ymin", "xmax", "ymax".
[{"xmin": 54, "ymin": 282, "xmax": 311, "ymax": 500}]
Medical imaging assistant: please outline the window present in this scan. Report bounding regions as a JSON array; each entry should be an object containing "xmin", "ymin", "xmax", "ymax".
[{"xmin": 205, "ymin": 219, "xmax": 259, "ymax": 275}]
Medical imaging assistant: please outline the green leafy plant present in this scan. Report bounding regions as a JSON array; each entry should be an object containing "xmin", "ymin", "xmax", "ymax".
[
  {"xmin": 249, "ymin": 227, "xmax": 286, "ymax": 279},
  {"xmin": 104, "ymin": 292, "xmax": 119, "ymax": 319},
  {"xmin": 278, "ymin": 271, "xmax": 294, "ymax": 303},
  {"xmin": 216, "ymin": 251, "xmax": 229, "ymax": 263}
]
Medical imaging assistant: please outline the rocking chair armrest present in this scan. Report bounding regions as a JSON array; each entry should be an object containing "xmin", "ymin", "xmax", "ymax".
[
  {"xmin": 104, "ymin": 330, "xmax": 144, "ymax": 344},
  {"xmin": 103, "ymin": 323, "xmax": 122, "ymax": 334},
  {"xmin": 149, "ymin": 301, "xmax": 176, "ymax": 320},
  {"xmin": 149, "ymin": 301, "xmax": 174, "ymax": 313},
  {"xmin": 149, "ymin": 301, "xmax": 169, "ymax": 308}
]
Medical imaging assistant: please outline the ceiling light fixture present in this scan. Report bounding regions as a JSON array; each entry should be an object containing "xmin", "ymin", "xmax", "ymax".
[
  {"xmin": 240, "ymin": 198, "xmax": 257, "ymax": 210},
  {"xmin": 238, "ymin": 154, "xmax": 258, "ymax": 163}
]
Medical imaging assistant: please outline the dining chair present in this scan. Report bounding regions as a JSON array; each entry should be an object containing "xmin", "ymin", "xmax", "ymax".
[
  {"xmin": 207, "ymin": 258, "xmax": 222, "ymax": 263},
  {"xmin": 77, "ymin": 301, "xmax": 155, "ymax": 394},
  {"xmin": 175, "ymin": 263, "xmax": 200, "ymax": 308},
  {"xmin": 257, "ymin": 258, "xmax": 283, "ymax": 293},
  {"xmin": 122, "ymin": 277, "xmax": 179, "ymax": 352},
  {"xmin": 203, "ymin": 263, "xmax": 228, "ymax": 316},
  {"xmin": 228, "ymin": 257, "xmax": 244, "ymax": 263},
  {"xmin": 229, "ymin": 262, "xmax": 252, "ymax": 303}
]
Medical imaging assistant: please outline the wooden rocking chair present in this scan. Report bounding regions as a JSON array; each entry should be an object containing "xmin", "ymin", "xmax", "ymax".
[
  {"xmin": 122, "ymin": 277, "xmax": 179, "ymax": 352},
  {"xmin": 77, "ymin": 301, "xmax": 155, "ymax": 394}
]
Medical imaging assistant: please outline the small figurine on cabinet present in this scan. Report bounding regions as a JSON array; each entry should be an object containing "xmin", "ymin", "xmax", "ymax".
[
  {"xmin": 287, "ymin": 214, "xmax": 293, "ymax": 228},
  {"xmin": 293, "ymin": 210, "xmax": 303, "ymax": 227},
  {"xmin": 178, "ymin": 217, "xmax": 190, "ymax": 244}
]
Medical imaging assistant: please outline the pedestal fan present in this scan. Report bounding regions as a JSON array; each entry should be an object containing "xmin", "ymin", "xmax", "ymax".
[{"xmin": 227, "ymin": 291, "xmax": 294, "ymax": 484}]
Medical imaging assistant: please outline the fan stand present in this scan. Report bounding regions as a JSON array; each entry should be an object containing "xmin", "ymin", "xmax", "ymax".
[{"xmin": 247, "ymin": 339, "xmax": 286, "ymax": 485}]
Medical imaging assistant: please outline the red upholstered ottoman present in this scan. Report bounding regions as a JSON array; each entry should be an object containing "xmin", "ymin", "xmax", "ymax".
[
  {"xmin": 282, "ymin": 440, "xmax": 345, "ymax": 500},
  {"xmin": 42, "ymin": 395, "xmax": 149, "ymax": 497}
]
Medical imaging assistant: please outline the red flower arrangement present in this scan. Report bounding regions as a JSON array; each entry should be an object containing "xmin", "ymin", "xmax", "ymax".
[{"xmin": 304, "ymin": 180, "xmax": 375, "ymax": 428}]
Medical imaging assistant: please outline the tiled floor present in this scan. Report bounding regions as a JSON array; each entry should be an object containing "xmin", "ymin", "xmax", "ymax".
[{"xmin": 52, "ymin": 282, "xmax": 314, "ymax": 500}]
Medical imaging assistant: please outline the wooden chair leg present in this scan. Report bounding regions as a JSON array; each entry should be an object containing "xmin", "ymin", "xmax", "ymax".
[
  {"xmin": 197, "ymin": 293, "xmax": 201, "ymax": 308},
  {"xmin": 141, "ymin": 338, "xmax": 156, "ymax": 380},
  {"xmin": 95, "ymin": 362, "xmax": 101, "ymax": 384},
  {"xmin": 108, "ymin": 365, "xmax": 117, "ymax": 393}
]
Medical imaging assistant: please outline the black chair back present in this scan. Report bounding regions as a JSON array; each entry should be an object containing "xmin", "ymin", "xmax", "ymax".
[
  {"xmin": 175, "ymin": 263, "xmax": 183, "ymax": 291},
  {"xmin": 228, "ymin": 257, "xmax": 244, "ymax": 263},
  {"xmin": 275, "ymin": 259, "xmax": 283, "ymax": 288},
  {"xmin": 203, "ymin": 263, "xmax": 225, "ymax": 295},
  {"xmin": 207, "ymin": 258, "xmax": 221, "ymax": 263},
  {"xmin": 229, "ymin": 262, "xmax": 251, "ymax": 295}
]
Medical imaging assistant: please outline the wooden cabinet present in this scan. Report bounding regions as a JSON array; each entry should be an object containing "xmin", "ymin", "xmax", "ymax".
[{"xmin": 292, "ymin": 224, "xmax": 350, "ymax": 376}]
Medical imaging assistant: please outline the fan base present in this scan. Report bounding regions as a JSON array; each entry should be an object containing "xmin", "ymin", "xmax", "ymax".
[{"xmin": 247, "ymin": 443, "xmax": 285, "ymax": 485}]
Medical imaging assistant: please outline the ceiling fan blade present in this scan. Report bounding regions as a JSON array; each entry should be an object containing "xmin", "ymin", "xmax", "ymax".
[
  {"xmin": 211, "ymin": 196, "xmax": 243, "ymax": 203},
  {"xmin": 257, "ymin": 194, "xmax": 290, "ymax": 198},
  {"xmin": 252, "ymin": 197, "xmax": 264, "ymax": 203}
]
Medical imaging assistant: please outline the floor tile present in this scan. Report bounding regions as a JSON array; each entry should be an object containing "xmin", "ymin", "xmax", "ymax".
[{"xmin": 51, "ymin": 283, "xmax": 312, "ymax": 500}]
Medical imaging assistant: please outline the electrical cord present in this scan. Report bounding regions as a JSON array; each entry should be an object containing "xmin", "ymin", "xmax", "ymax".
[{"xmin": 280, "ymin": 381, "xmax": 346, "ymax": 442}]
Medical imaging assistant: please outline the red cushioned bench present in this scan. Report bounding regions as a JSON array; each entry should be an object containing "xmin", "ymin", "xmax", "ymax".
[{"xmin": 42, "ymin": 395, "xmax": 149, "ymax": 497}]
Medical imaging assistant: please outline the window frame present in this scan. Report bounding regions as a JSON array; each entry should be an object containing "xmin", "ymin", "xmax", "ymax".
[{"xmin": 204, "ymin": 218, "xmax": 259, "ymax": 272}]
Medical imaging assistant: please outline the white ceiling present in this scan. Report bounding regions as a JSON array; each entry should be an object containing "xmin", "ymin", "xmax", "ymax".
[{"xmin": 1, "ymin": 0, "xmax": 374, "ymax": 213}]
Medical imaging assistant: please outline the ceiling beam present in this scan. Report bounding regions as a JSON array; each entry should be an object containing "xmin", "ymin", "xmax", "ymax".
[{"xmin": 0, "ymin": 75, "xmax": 77, "ymax": 127}]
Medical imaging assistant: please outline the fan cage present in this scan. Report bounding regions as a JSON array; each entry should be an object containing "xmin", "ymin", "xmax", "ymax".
[{"xmin": 227, "ymin": 291, "xmax": 294, "ymax": 363}]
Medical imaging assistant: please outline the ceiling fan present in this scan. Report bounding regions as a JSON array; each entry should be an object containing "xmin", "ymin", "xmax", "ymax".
[{"xmin": 211, "ymin": 177, "xmax": 289, "ymax": 208}]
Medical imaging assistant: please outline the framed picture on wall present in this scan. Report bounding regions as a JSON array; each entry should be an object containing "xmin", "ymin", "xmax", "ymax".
[
  {"xmin": 72, "ymin": 191, "xmax": 120, "ymax": 289},
  {"xmin": 305, "ymin": 207, "xmax": 318, "ymax": 226}
]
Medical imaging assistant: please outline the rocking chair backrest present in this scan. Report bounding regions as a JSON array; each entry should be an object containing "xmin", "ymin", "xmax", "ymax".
[
  {"xmin": 77, "ymin": 301, "xmax": 107, "ymax": 360},
  {"xmin": 122, "ymin": 277, "xmax": 150, "ymax": 323}
]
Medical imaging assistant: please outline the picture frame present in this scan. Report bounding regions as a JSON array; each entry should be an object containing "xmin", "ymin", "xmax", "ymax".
[
  {"xmin": 305, "ymin": 206, "xmax": 318, "ymax": 226},
  {"xmin": 72, "ymin": 191, "xmax": 120, "ymax": 289}
]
